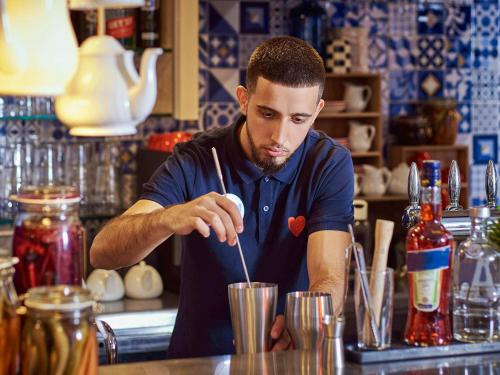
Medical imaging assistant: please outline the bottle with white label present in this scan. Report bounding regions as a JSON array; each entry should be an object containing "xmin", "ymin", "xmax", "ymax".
[
  {"xmin": 404, "ymin": 160, "xmax": 453, "ymax": 346},
  {"xmin": 453, "ymin": 206, "xmax": 500, "ymax": 342}
]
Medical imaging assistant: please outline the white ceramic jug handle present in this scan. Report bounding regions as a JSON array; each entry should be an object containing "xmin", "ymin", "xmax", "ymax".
[
  {"xmin": 367, "ymin": 125, "xmax": 376, "ymax": 143},
  {"xmin": 363, "ymin": 86, "xmax": 372, "ymax": 104},
  {"xmin": 0, "ymin": 0, "xmax": 27, "ymax": 74},
  {"xmin": 382, "ymin": 168, "xmax": 392, "ymax": 190}
]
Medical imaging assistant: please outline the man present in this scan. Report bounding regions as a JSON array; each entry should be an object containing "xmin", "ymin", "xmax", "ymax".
[{"xmin": 90, "ymin": 36, "xmax": 354, "ymax": 359}]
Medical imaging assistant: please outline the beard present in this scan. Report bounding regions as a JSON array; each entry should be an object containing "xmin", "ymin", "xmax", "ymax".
[{"xmin": 245, "ymin": 119, "xmax": 290, "ymax": 175}]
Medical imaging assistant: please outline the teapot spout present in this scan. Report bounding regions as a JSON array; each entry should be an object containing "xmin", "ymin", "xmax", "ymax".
[{"xmin": 129, "ymin": 48, "xmax": 163, "ymax": 123}]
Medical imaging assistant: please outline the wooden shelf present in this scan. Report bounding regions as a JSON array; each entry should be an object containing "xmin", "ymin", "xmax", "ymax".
[
  {"xmin": 318, "ymin": 73, "xmax": 383, "ymax": 168},
  {"xmin": 391, "ymin": 145, "xmax": 468, "ymax": 152},
  {"xmin": 356, "ymin": 194, "xmax": 408, "ymax": 202},
  {"xmin": 318, "ymin": 111, "xmax": 381, "ymax": 119},
  {"xmin": 351, "ymin": 151, "xmax": 381, "ymax": 158}
]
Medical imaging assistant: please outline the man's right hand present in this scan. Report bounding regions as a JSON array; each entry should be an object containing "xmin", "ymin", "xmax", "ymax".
[{"xmin": 163, "ymin": 192, "xmax": 244, "ymax": 246}]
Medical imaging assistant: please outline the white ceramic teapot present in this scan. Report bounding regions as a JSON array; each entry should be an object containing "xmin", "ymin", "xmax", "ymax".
[
  {"xmin": 344, "ymin": 83, "xmax": 372, "ymax": 112},
  {"xmin": 348, "ymin": 121, "xmax": 376, "ymax": 152},
  {"xmin": 388, "ymin": 162, "xmax": 410, "ymax": 195},
  {"xmin": 0, "ymin": 0, "xmax": 78, "ymax": 95},
  {"xmin": 360, "ymin": 165, "xmax": 392, "ymax": 196},
  {"xmin": 86, "ymin": 269, "xmax": 125, "ymax": 302},
  {"xmin": 56, "ymin": 35, "xmax": 162, "ymax": 136},
  {"xmin": 124, "ymin": 261, "xmax": 163, "ymax": 299}
]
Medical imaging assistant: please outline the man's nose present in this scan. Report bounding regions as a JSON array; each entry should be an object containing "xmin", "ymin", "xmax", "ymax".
[{"xmin": 270, "ymin": 119, "xmax": 287, "ymax": 145}]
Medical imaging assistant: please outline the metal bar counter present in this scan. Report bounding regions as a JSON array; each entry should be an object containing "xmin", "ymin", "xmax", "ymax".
[{"xmin": 99, "ymin": 349, "xmax": 500, "ymax": 374}]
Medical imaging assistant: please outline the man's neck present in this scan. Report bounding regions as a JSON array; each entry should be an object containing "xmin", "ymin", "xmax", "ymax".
[{"xmin": 238, "ymin": 120, "xmax": 254, "ymax": 163}]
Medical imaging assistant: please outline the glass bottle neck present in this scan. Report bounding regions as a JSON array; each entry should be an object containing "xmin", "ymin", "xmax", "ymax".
[
  {"xmin": 420, "ymin": 186, "xmax": 442, "ymax": 222},
  {"xmin": 470, "ymin": 217, "xmax": 488, "ymax": 241}
]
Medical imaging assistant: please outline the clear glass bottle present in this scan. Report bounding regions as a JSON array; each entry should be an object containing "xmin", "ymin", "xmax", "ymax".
[
  {"xmin": 11, "ymin": 186, "xmax": 84, "ymax": 294},
  {"xmin": 0, "ymin": 257, "xmax": 20, "ymax": 375},
  {"xmin": 453, "ymin": 206, "xmax": 500, "ymax": 343}
]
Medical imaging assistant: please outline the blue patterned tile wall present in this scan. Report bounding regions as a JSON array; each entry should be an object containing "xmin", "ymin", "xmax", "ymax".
[{"xmin": 200, "ymin": 0, "xmax": 500, "ymax": 206}]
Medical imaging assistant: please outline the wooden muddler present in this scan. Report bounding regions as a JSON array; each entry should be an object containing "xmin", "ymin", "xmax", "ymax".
[{"xmin": 362, "ymin": 219, "xmax": 394, "ymax": 346}]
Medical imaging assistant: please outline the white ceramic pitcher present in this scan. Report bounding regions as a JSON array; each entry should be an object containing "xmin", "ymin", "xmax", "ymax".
[
  {"xmin": 360, "ymin": 165, "xmax": 392, "ymax": 196},
  {"xmin": 344, "ymin": 83, "xmax": 372, "ymax": 112},
  {"xmin": 348, "ymin": 121, "xmax": 376, "ymax": 152}
]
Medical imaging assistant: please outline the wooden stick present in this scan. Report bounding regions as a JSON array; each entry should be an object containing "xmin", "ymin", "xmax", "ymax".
[{"xmin": 363, "ymin": 219, "xmax": 394, "ymax": 346}]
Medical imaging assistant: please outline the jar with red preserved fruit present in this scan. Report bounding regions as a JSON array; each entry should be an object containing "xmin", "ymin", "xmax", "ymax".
[{"xmin": 10, "ymin": 186, "xmax": 84, "ymax": 294}]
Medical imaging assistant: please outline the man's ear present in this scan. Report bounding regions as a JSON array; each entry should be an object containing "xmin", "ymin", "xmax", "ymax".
[{"xmin": 236, "ymin": 85, "xmax": 249, "ymax": 115}]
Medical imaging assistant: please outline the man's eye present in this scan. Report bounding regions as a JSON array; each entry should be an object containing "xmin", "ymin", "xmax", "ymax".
[
  {"xmin": 292, "ymin": 117, "xmax": 306, "ymax": 124},
  {"xmin": 262, "ymin": 111, "xmax": 274, "ymax": 118}
]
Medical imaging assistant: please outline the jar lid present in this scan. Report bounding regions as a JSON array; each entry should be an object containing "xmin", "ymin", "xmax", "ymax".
[
  {"xmin": 0, "ymin": 256, "xmax": 19, "ymax": 270},
  {"xmin": 24, "ymin": 285, "xmax": 94, "ymax": 311},
  {"xmin": 10, "ymin": 185, "xmax": 81, "ymax": 205}
]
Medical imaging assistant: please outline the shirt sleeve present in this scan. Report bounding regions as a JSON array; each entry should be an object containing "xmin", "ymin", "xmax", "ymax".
[
  {"xmin": 139, "ymin": 146, "xmax": 195, "ymax": 207},
  {"xmin": 307, "ymin": 147, "xmax": 354, "ymax": 234}
]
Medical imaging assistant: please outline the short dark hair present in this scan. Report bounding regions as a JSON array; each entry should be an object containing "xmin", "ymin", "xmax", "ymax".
[{"xmin": 246, "ymin": 36, "xmax": 326, "ymax": 100}]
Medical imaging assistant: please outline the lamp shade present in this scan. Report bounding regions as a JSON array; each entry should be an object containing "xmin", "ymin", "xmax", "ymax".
[{"xmin": 0, "ymin": 0, "xmax": 78, "ymax": 95}]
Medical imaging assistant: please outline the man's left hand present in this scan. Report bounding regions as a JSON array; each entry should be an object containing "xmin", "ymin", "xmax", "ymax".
[{"xmin": 270, "ymin": 315, "xmax": 292, "ymax": 351}]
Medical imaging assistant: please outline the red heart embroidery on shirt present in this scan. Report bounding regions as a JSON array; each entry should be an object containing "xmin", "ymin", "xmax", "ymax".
[{"xmin": 288, "ymin": 216, "xmax": 306, "ymax": 237}]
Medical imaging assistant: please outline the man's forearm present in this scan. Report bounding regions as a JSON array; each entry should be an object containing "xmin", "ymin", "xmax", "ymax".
[
  {"xmin": 90, "ymin": 208, "xmax": 173, "ymax": 270},
  {"xmin": 309, "ymin": 276, "xmax": 345, "ymax": 316},
  {"xmin": 307, "ymin": 230, "xmax": 350, "ymax": 317}
]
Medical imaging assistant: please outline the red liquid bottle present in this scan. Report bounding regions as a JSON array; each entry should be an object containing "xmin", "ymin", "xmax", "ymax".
[{"xmin": 404, "ymin": 160, "xmax": 453, "ymax": 346}]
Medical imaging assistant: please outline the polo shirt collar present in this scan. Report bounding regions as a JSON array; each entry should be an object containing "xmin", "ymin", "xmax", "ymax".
[{"xmin": 227, "ymin": 116, "xmax": 306, "ymax": 185}]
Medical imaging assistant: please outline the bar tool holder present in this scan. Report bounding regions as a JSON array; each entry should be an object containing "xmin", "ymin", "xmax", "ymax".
[
  {"xmin": 486, "ymin": 160, "xmax": 497, "ymax": 209},
  {"xmin": 446, "ymin": 160, "xmax": 463, "ymax": 211},
  {"xmin": 402, "ymin": 162, "xmax": 421, "ymax": 230}
]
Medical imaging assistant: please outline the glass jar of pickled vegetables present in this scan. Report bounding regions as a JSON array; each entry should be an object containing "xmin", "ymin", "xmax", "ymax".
[
  {"xmin": 21, "ymin": 285, "xmax": 117, "ymax": 374},
  {"xmin": 0, "ymin": 257, "xmax": 20, "ymax": 375},
  {"xmin": 11, "ymin": 186, "xmax": 84, "ymax": 294}
]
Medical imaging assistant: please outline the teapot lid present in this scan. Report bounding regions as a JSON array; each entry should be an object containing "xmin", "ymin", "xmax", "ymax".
[{"xmin": 80, "ymin": 35, "xmax": 125, "ymax": 56}]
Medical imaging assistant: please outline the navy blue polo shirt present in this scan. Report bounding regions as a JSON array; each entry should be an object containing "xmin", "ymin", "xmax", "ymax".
[{"xmin": 141, "ymin": 116, "xmax": 354, "ymax": 359}]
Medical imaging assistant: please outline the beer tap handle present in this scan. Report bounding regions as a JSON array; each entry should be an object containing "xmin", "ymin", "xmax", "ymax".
[
  {"xmin": 408, "ymin": 162, "xmax": 420, "ymax": 205},
  {"xmin": 486, "ymin": 160, "xmax": 497, "ymax": 209},
  {"xmin": 446, "ymin": 160, "xmax": 462, "ymax": 211},
  {"xmin": 402, "ymin": 162, "xmax": 421, "ymax": 230}
]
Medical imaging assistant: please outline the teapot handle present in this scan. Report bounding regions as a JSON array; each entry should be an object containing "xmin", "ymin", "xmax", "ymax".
[
  {"xmin": 93, "ymin": 319, "xmax": 118, "ymax": 365},
  {"xmin": 0, "ymin": 0, "xmax": 28, "ymax": 74},
  {"xmin": 382, "ymin": 168, "xmax": 392, "ymax": 190}
]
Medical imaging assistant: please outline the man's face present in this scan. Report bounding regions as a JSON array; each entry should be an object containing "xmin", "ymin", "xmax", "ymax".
[{"xmin": 237, "ymin": 77, "xmax": 324, "ymax": 174}]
